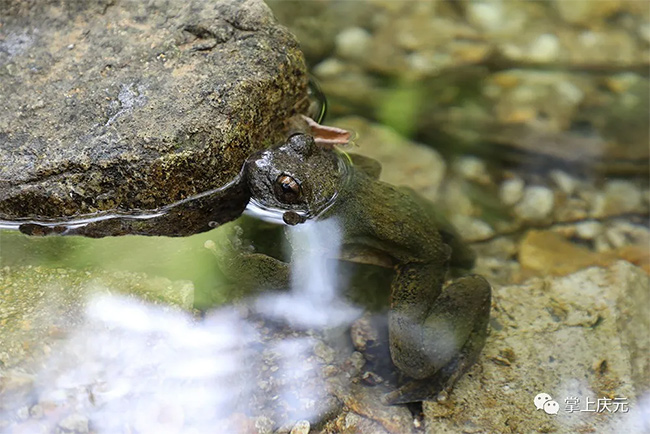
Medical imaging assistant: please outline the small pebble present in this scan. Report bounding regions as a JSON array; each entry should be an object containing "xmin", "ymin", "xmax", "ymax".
[
  {"xmin": 466, "ymin": 2, "xmax": 504, "ymax": 32},
  {"xmin": 514, "ymin": 186, "xmax": 554, "ymax": 221},
  {"xmin": 322, "ymin": 365, "xmax": 339, "ymax": 377},
  {"xmin": 58, "ymin": 413, "xmax": 89, "ymax": 433},
  {"xmin": 454, "ymin": 156, "xmax": 491, "ymax": 184},
  {"xmin": 406, "ymin": 51, "xmax": 437, "ymax": 76},
  {"xmin": 553, "ymin": 197, "xmax": 588, "ymax": 221},
  {"xmin": 361, "ymin": 371, "xmax": 383, "ymax": 386},
  {"xmin": 500, "ymin": 177, "xmax": 525, "ymax": 206},
  {"xmin": 575, "ymin": 221, "xmax": 602, "ymax": 240},
  {"xmin": 549, "ymin": 170, "xmax": 577, "ymax": 195},
  {"xmin": 344, "ymin": 412, "xmax": 363, "ymax": 428},
  {"xmin": 588, "ymin": 192, "xmax": 606, "ymax": 218},
  {"xmin": 30, "ymin": 404, "xmax": 44, "ymax": 419},
  {"xmin": 255, "ymin": 416, "xmax": 274, "ymax": 434},
  {"xmin": 335, "ymin": 27, "xmax": 372, "ymax": 60},
  {"xmin": 313, "ymin": 342, "xmax": 335, "ymax": 364},
  {"xmin": 639, "ymin": 23, "xmax": 650, "ymax": 44},
  {"xmin": 16, "ymin": 406, "xmax": 29, "ymax": 421},
  {"xmin": 603, "ymin": 180, "xmax": 642, "ymax": 215},
  {"xmin": 443, "ymin": 180, "xmax": 475, "ymax": 216},
  {"xmin": 555, "ymin": 80, "xmax": 584, "ymax": 104},
  {"xmin": 528, "ymin": 33, "xmax": 560, "ymax": 62},
  {"xmin": 451, "ymin": 215, "xmax": 495, "ymax": 242},
  {"xmin": 593, "ymin": 234, "xmax": 612, "ymax": 252},
  {"xmin": 313, "ymin": 58, "xmax": 346, "ymax": 78},
  {"xmin": 290, "ymin": 420, "xmax": 310, "ymax": 434},
  {"xmin": 347, "ymin": 352, "xmax": 366, "ymax": 372},
  {"xmin": 605, "ymin": 227, "xmax": 627, "ymax": 249}
]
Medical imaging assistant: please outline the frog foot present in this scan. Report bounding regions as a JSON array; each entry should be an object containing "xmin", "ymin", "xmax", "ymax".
[
  {"xmin": 387, "ymin": 274, "xmax": 491, "ymax": 405},
  {"xmin": 382, "ymin": 329, "xmax": 485, "ymax": 405}
]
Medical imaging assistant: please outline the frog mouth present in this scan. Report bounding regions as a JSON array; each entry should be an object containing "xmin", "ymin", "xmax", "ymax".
[{"xmin": 244, "ymin": 151, "xmax": 352, "ymax": 225}]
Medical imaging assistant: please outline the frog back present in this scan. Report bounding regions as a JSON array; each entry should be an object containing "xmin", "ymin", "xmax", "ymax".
[
  {"xmin": 397, "ymin": 186, "xmax": 476, "ymax": 270},
  {"xmin": 334, "ymin": 171, "xmax": 450, "ymax": 266}
]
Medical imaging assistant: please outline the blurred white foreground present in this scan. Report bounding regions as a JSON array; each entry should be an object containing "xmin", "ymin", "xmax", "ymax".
[{"xmin": 0, "ymin": 219, "xmax": 360, "ymax": 433}]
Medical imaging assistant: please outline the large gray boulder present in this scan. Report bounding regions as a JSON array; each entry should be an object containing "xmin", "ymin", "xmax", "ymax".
[{"xmin": 0, "ymin": 0, "xmax": 308, "ymax": 236}]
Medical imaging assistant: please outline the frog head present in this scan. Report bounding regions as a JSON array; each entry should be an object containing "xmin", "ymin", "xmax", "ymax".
[{"xmin": 245, "ymin": 133, "xmax": 348, "ymax": 225}]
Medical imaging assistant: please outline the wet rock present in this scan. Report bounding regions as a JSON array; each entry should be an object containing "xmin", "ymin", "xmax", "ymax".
[
  {"xmin": 350, "ymin": 313, "xmax": 380, "ymax": 353},
  {"xmin": 424, "ymin": 261, "xmax": 649, "ymax": 433},
  {"xmin": 327, "ymin": 380, "xmax": 416, "ymax": 434},
  {"xmin": 615, "ymin": 245, "xmax": 650, "ymax": 274},
  {"xmin": 518, "ymin": 230, "xmax": 617, "ymax": 277},
  {"xmin": 254, "ymin": 416, "xmax": 274, "ymax": 434},
  {"xmin": 0, "ymin": 0, "xmax": 308, "ymax": 235}
]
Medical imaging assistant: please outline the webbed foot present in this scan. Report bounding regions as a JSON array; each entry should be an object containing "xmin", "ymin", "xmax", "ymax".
[{"xmin": 388, "ymin": 274, "xmax": 491, "ymax": 404}]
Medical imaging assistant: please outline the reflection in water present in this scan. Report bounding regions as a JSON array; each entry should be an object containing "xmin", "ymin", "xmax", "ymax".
[
  {"xmin": 0, "ymin": 219, "xmax": 358, "ymax": 432},
  {"xmin": 0, "ymin": 175, "xmax": 249, "ymax": 238}
]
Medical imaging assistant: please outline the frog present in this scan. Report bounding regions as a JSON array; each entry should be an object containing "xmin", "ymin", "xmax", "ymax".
[{"xmin": 217, "ymin": 132, "xmax": 492, "ymax": 405}]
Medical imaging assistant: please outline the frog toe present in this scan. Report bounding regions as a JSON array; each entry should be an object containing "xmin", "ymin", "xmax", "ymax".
[{"xmin": 384, "ymin": 340, "xmax": 482, "ymax": 405}]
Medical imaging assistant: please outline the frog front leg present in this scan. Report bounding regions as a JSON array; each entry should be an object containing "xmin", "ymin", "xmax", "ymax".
[
  {"xmin": 207, "ymin": 224, "xmax": 291, "ymax": 294},
  {"xmin": 387, "ymin": 266, "xmax": 491, "ymax": 404}
]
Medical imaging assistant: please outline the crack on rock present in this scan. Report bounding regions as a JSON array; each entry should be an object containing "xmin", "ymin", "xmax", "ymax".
[
  {"xmin": 181, "ymin": 21, "xmax": 234, "ymax": 51},
  {"xmin": 184, "ymin": 24, "xmax": 216, "ymax": 40}
]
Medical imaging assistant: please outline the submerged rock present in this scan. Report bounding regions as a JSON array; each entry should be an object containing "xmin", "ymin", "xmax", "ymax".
[
  {"xmin": 0, "ymin": 265, "xmax": 194, "ymax": 370},
  {"xmin": 0, "ymin": 0, "xmax": 308, "ymax": 236}
]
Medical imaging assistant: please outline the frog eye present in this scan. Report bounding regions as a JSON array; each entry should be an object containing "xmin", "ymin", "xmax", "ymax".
[{"xmin": 274, "ymin": 174, "xmax": 302, "ymax": 204}]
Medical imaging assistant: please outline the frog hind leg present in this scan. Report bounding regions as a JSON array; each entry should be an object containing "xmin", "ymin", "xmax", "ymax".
[{"xmin": 386, "ymin": 273, "xmax": 491, "ymax": 405}]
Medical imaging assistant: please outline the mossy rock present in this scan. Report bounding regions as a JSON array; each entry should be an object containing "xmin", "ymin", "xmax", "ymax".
[{"xmin": 0, "ymin": 0, "xmax": 308, "ymax": 236}]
